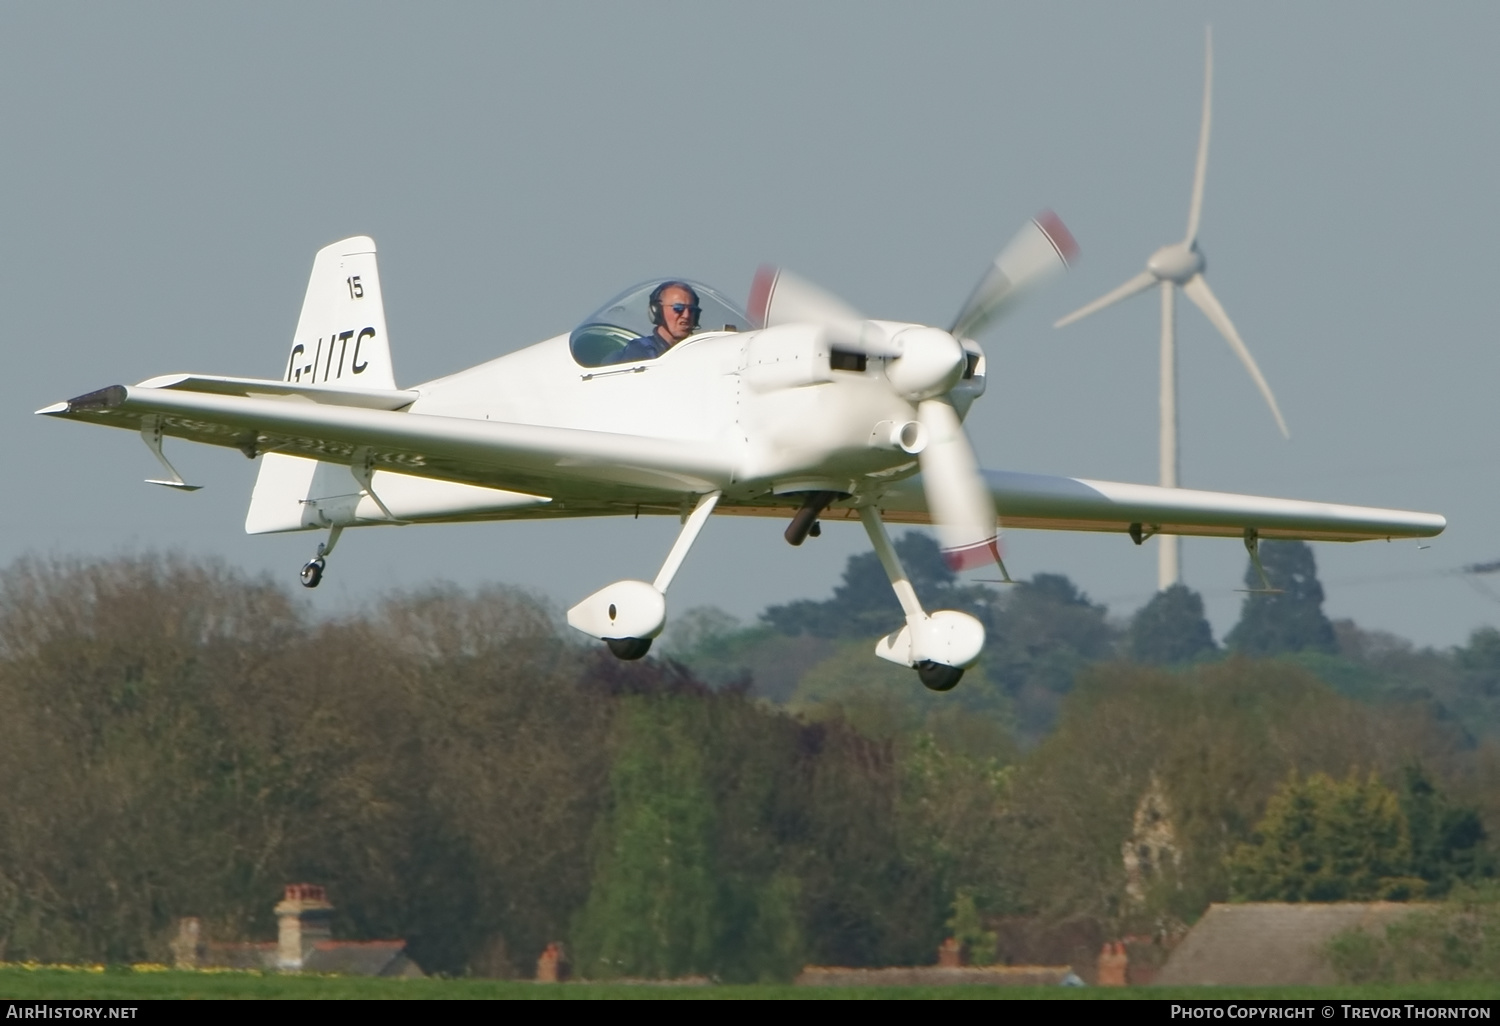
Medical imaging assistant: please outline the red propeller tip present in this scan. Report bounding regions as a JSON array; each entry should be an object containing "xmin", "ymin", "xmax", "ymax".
[
  {"xmin": 748, "ymin": 265, "xmax": 778, "ymax": 328},
  {"xmin": 942, "ymin": 537, "xmax": 1002, "ymax": 573},
  {"xmin": 1035, "ymin": 210, "xmax": 1079, "ymax": 266}
]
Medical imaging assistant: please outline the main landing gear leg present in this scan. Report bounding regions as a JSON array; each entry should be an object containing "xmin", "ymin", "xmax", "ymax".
[
  {"xmin": 300, "ymin": 525, "xmax": 343, "ymax": 589},
  {"xmin": 858, "ymin": 505, "xmax": 985, "ymax": 692},
  {"xmin": 567, "ymin": 491, "xmax": 722, "ymax": 660}
]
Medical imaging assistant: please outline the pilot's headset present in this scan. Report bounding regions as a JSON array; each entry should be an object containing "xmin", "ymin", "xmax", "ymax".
[{"xmin": 648, "ymin": 281, "xmax": 701, "ymax": 329}]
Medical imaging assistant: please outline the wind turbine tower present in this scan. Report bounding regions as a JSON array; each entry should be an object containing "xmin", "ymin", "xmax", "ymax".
[{"xmin": 1055, "ymin": 28, "xmax": 1289, "ymax": 590}]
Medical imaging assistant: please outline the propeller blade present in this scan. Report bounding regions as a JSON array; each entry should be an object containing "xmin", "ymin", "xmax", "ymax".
[
  {"xmin": 1185, "ymin": 27, "xmax": 1213, "ymax": 246},
  {"xmin": 1053, "ymin": 270, "xmax": 1157, "ymax": 329},
  {"xmin": 916, "ymin": 398, "xmax": 1001, "ymax": 571},
  {"xmin": 749, "ymin": 264, "xmax": 862, "ymax": 329},
  {"xmin": 1181, "ymin": 274, "xmax": 1289, "ymax": 439},
  {"xmin": 749, "ymin": 265, "xmax": 905, "ymax": 356},
  {"xmin": 951, "ymin": 211, "xmax": 1079, "ymax": 341}
]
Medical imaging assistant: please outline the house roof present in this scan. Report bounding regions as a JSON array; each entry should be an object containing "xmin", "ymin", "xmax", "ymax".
[
  {"xmin": 1156, "ymin": 902, "xmax": 1423, "ymax": 986},
  {"xmin": 199, "ymin": 938, "xmax": 422, "ymax": 977},
  {"xmin": 303, "ymin": 940, "xmax": 423, "ymax": 978}
]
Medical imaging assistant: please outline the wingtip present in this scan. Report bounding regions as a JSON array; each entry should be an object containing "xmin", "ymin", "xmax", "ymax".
[{"xmin": 35, "ymin": 402, "xmax": 69, "ymax": 416}]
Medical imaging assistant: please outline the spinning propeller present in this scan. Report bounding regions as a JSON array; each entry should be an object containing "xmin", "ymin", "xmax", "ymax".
[{"xmin": 749, "ymin": 213, "xmax": 1077, "ymax": 571}]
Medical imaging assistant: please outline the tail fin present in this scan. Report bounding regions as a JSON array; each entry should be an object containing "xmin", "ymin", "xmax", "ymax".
[
  {"xmin": 248, "ymin": 236, "xmax": 397, "ymax": 534},
  {"xmin": 282, "ymin": 236, "xmax": 396, "ymax": 388}
]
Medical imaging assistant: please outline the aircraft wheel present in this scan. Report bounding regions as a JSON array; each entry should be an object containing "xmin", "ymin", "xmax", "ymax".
[
  {"xmin": 605, "ymin": 637, "xmax": 652, "ymax": 661},
  {"xmin": 300, "ymin": 558, "xmax": 325, "ymax": 589},
  {"xmin": 916, "ymin": 660, "xmax": 963, "ymax": 692}
]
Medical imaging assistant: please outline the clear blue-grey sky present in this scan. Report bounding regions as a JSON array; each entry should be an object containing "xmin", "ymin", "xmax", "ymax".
[{"xmin": 3, "ymin": 2, "xmax": 1496, "ymax": 648}]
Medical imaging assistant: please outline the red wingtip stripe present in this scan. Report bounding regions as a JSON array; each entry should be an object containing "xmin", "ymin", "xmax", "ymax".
[
  {"xmin": 1034, "ymin": 210, "xmax": 1079, "ymax": 266},
  {"xmin": 942, "ymin": 537, "xmax": 1002, "ymax": 573},
  {"xmin": 748, "ymin": 265, "xmax": 778, "ymax": 329}
]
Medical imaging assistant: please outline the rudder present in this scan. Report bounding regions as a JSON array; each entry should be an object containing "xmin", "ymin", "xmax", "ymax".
[
  {"xmin": 247, "ymin": 236, "xmax": 398, "ymax": 534},
  {"xmin": 282, "ymin": 236, "xmax": 396, "ymax": 388}
]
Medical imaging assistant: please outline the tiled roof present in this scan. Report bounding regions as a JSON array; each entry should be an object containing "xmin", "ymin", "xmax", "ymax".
[
  {"xmin": 304, "ymin": 940, "xmax": 422, "ymax": 978},
  {"xmin": 1156, "ymin": 903, "xmax": 1424, "ymax": 986},
  {"xmin": 199, "ymin": 939, "xmax": 422, "ymax": 977}
]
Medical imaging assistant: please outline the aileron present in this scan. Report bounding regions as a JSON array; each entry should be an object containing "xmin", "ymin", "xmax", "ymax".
[{"xmin": 873, "ymin": 470, "xmax": 1445, "ymax": 543}]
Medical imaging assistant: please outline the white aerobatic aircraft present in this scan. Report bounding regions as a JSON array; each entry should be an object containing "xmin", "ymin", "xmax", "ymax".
[{"xmin": 39, "ymin": 216, "xmax": 1445, "ymax": 691}]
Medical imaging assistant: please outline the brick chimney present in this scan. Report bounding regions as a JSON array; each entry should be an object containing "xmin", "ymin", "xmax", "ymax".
[
  {"xmin": 275, "ymin": 884, "xmax": 333, "ymax": 971},
  {"xmin": 937, "ymin": 936, "xmax": 963, "ymax": 968},
  {"xmin": 1097, "ymin": 941, "xmax": 1128, "ymax": 986},
  {"xmin": 170, "ymin": 917, "xmax": 204, "ymax": 970},
  {"xmin": 536, "ymin": 942, "xmax": 565, "ymax": 983}
]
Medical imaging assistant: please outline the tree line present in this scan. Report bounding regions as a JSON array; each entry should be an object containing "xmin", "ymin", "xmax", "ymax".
[
  {"xmin": 680, "ymin": 535, "xmax": 1500, "ymax": 750},
  {"xmin": 0, "ymin": 548, "xmax": 1494, "ymax": 979}
]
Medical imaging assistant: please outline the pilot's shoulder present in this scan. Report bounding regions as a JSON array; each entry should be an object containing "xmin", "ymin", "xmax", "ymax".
[{"xmin": 615, "ymin": 335, "xmax": 661, "ymax": 363}]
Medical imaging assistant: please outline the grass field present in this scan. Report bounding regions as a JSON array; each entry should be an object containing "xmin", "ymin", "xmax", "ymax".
[{"xmin": 1, "ymin": 968, "xmax": 1496, "ymax": 1000}]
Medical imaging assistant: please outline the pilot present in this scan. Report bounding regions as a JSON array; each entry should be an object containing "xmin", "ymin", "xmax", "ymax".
[{"xmin": 616, "ymin": 281, "xmax": 700, "ymax": 362}]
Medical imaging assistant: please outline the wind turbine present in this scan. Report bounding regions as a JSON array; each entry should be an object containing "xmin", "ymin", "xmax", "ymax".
[{"xmin": 1054, "ymin": 28, "xmax": 1289, "ymax": 590}]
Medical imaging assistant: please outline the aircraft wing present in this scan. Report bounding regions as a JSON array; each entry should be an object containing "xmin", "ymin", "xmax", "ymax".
[
  {"xmin": 39, "ymin": 381, "xmax": 1445, "ymax": 542},
  {"xmin": 37, "ymin": 382, "xmax": 736, "ymax": 500},
  {"xmin": 136, "ymin": 373, "xmax": 422, "ymax": 410},
  {"xmin": 800, "ymin": 470, "xmax": 1444, "ymax": 543}
]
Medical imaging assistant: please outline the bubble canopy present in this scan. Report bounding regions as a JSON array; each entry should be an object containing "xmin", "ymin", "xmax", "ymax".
[{"xmin": 569, "ymin": 279, "xmax": 750, "ymax": 368}]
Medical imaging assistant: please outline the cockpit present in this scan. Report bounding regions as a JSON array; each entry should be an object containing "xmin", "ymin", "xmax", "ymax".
[{"xmin": 569, "ymin": 279, "xmax": 751, "ymax": 368}]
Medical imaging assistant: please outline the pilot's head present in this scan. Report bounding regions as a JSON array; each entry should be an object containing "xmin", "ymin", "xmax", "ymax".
[{"xmin": 649, "ymin": 281, "xmax": 700, "ymax": 344}]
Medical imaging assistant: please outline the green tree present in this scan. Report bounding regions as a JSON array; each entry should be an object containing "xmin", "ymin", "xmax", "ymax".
[
  {"xmin": 1398, "ymin": 765, "xmax": 1491, "ymax": 896},
  {"xmin": 1457, "ymin": 627, "xmax": 1500, "ymax": 696},
  {"xmin": 983, "ymin": 573, "xmax": 1118, "ymax": 743},
  {"xmin": 946, "ymin": 888, "xmax": 997, "ymax": 965},
  {"xmin": 1128, "ymin": 584, "xmax": 1216, "ymax": 665},
  {"xmin": 1226, "ymin": 540, "xmax": 1337, "ymax": 656},
  {"xmin": 998, "ymin": 660, "xmax": 1456, "ymax": 936},
  {"xmin": 571, "ymin": 699, "xmax": 720, "ymax": 980},
  {"xmin": 1327, "ymin": 883, "xmax": 1500, "ymax": 984},
  {"xmin": 761, "ymin": 532, "xmax": 991, "ymax": 640},
  {"xmin": 659, "ymin": 606, "xmax": 743, "ymax": 659},
  {"xmin": 1228, "ymin": 771, "xmax": 1419, "ymax": 902}
]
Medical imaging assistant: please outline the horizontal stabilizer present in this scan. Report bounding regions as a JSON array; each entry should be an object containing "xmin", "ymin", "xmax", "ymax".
[{"xmin": 245, "ymin": 454, "xmax": 550, "ymax": 534}]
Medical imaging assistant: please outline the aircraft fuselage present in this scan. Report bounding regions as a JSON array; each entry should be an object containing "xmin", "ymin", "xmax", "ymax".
[{"xmin": 406, "ymin": 323, "xmax": 986, "ymax": 510}]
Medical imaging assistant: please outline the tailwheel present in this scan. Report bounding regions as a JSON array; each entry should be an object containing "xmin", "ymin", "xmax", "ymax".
[
  {"xmin": 916, "ymin": 660, "xmax": 963, "ymax": 692},
  {"xmin": 605, "ymin": 637, "xmax": 652, "ymax": 661},
  {"xmin": 299, "ymin": 558, "xmax": 325, "ymax": 589}
]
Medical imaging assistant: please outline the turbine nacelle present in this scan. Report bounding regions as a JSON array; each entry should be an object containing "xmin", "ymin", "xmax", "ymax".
[{"xmin": 1147, "ymin": 241, "xmax": 1206, "ymax": 284}]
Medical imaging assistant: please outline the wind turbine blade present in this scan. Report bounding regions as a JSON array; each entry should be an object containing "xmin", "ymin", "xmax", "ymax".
[
  {"xmin": 1181, "ymin": 274, "xmax": 1290, "ymax": 439},
  {"xmin": 1185, "ymin": 26, "xmax": 1213, "ymax": 246},
  {"xmin": 1053, "ymin": 270, "xmax": 1156, "ymax": 329}
]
